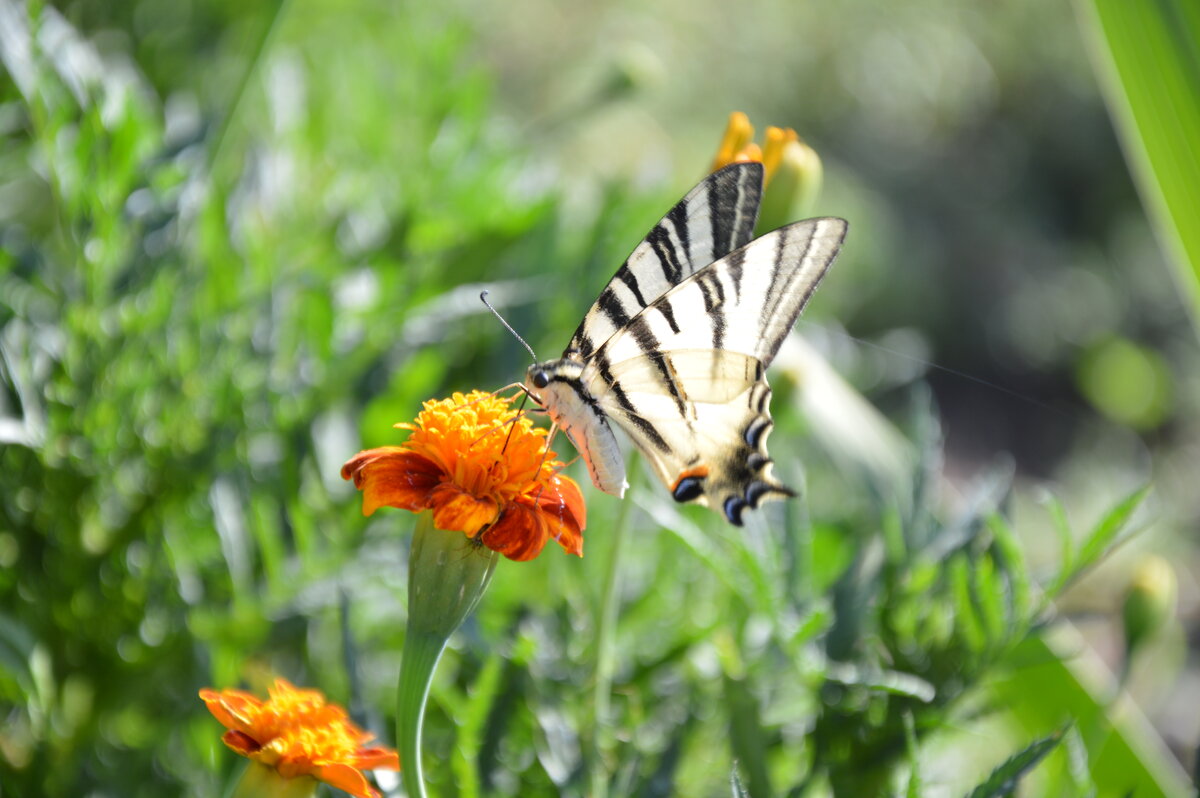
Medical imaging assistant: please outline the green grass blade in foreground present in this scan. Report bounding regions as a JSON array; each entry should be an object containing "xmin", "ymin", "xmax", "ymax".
[
  {"xmin": 1074, "ymin": 0, "xmax": 1200, "ymax": 328},
  {"xmin": 589, "ymin": 477, "xmax": 637, "ymax": 798},
  {"xmin": 990, "ymin": 629, "xmax": 1192, "ymax": 797}
]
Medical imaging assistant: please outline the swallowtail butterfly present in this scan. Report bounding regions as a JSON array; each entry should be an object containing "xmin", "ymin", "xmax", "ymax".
[{"xmin": 525, "ymin": 162, "xmax": 847, "ymax": 525}]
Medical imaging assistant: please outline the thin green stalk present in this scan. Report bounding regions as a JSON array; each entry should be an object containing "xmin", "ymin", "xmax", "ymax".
[
  {"xmin": 589, "ymin": 481, "xmax": 637, "ymax": 798},
  {"xmin": 397, "ymin": 629, "xmax": 446, "ymax": 798},
  {"xmin": 396, "ymin": 513, "xmax": 499, "ymax": 798}
]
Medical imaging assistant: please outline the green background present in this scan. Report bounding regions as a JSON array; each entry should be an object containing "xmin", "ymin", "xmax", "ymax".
[{"xmin": 1, "ymin": 0, "xmax": 1197, "ymax": 795}]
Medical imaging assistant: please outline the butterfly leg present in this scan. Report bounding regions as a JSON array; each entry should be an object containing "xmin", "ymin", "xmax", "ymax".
[{"xmin": 529, "ymin": 421, "xmax": 558, "ymax": 507}]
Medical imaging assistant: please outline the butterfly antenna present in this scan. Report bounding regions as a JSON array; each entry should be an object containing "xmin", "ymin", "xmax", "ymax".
[{"xmin": 480, "ymin": 290, "xmax": 538, "ymax": 364}]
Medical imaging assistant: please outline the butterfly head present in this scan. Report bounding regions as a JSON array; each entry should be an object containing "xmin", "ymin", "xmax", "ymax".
[
  {"xmin": 528, "ymin": 365, "xmax": 551, "ymax": 391},
  {"xmin": 523, "ymin": 358, "xmax": 584, "ymax": 404}
]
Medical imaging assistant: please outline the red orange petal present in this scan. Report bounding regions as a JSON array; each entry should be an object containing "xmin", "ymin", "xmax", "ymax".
[
  {"xmin": 526, "ymin": 477, "xmax": 585, "ymax": 557},
  {"xmin": 221, "ymin": 729, "xmax": 263, "ymax": 756},
  {"xmin": 343, "ymin": 390, "xmax": 588, "ymax": 558},
  {"xmin": 481, "ymin": 504, "xmax": 548, "ymax": 562},
  {"xmin": 429, "ymin": 484, "xmax": 499, "ymax": 536},
  {"xmin": 537, "ymin": 476, "xmax": 586, "ymax": 530},
  {"xmin": 352, "ymin": 747, "xmax": 402, "ymax": 770},
  {"xmin": 200, "ymin": 688, "xmax": 262, "ymax": 731},
  {"xmin": 314, "ymin": 763, "xmax": 380, "ymax": 798},
  {"xmin": 341, "ymin": 448, "xmax": 442, "ymax": 516}
]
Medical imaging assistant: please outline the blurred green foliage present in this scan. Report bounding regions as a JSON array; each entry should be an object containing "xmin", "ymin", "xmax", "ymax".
[{"xmin": 1, "ymin": 0, "xmax": 1197, "ymax": 796}]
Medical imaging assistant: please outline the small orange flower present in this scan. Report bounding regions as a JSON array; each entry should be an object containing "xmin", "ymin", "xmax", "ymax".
[
  {"xmin": 711, "ymin": 111, "xmax": 802, "ymax": 186},
  {"xmin": 199, "ymin": 678, "xmax": 399, "ymax": 798},
  {"xmin": 341, "ymin": 390, "xmax": 586, "ymax": 561}
]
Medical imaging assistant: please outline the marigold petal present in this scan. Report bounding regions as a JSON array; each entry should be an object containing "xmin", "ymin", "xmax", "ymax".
[
  {"xmin": 429, "ymin": 483, "xmax": 499, "ymax": 535},
  {"xmin": 538, "ymin": 475, "xmax": 587, "ymax": 528},
  {"xmin": 351, "ymin": 747, "xmax": 401, "ymax": 771},
  {"xmin": 200, "ymin": 688, "xmax": 262, "ymax": 731},
  {"xmin": 343, "ymin": 390, "xmax": 590, "ymax": 560},
  {"xmin": 341, "ymin": 448, "xmax": 442, "ymax": 516},
  {"xmin": 221, "ymin": 729, "xmax": 263, "ymax": 756},
  {"xmin": 546, "ymin": 514, "xmax": 583, "ymax": 557},
  {"xmin": 481, "ymin": 504, "xmax": 548, "ymax": 562},
  {"xmin": 314, "ymin": 763, "xmax": 379, "ymax": 798},
  {"xmin": 530, "ymin": 476, "xmax": 586, "ymax": 557}
]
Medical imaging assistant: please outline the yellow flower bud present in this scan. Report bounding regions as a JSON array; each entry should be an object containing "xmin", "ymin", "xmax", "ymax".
[
  {"xmin": 758, "ymin": 134, "xmax": 823, "ymax": 233},
  {"xmin": 1122, "ymin": 554, "xmax": 1177, "ymax": 662},
  {"xmin": 709, "ymin": 112, "xmax": 826, "ymax": 232}
]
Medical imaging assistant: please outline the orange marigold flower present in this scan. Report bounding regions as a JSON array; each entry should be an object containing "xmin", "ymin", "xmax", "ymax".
[
  {"xmin": 341, "ymin": 390, "xmax": 586, "ymax": 562},
  {"xmin": 711, "ymin": 111, "xmax": 802, "ymax": 187},
  {"xmin": 199, "ymin": 678, "xmax": 399, "ymax": 798}
]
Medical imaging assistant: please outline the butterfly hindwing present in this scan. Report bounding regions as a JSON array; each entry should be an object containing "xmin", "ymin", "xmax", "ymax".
[
  {"xmin": 579, "ymin": 349, "xmax": 784, "ymax": 523},
  {"xmin": 566, "ymin": 162, "xmax": 764, "ymax": 359}
]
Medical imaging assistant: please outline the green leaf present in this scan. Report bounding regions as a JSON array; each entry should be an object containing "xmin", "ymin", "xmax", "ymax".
[
  {"xmin": 987, "ymin": 513, "xmax": 1031, "ymax": 633},
  {"xmin": 991, "ymin": 630, "xmax": 1193, "ymax": 797},
  {"xmin": 1045, "ymin": 486, "xmax": 1150, "ymax": 598},
  {"xmin": 723, "ymin": 671, "xmax": 773, "ymax": 798},
  {"xmin": 904, "ymin": 711, "xmax": 922, "ymax": 798},
  {"xmin": 1075, "ymin": 0, "xmax": 1200, "ymax": 332},
  {"xmin": 1043, "ymin": 493, "xmax": 1076, "ymax": 596},
  {"xmin": 451, "ymin": 652, "xmax": 504, "ymax": 798},
  {"xmin": 969, "ymin": 551, "xmax": 1007, "ymax": 653},
  {"xmin": 1075, "ymin": 485, "xmax": 1150, "ymax": 573},
  {"xmin": 730, "ymin": 767, "xmax": 752, "ymax": 798},
  {"xmin": 950, "ymin": 557, "xmax": 987, "ymax": 655},
  {"xmin": 965, "ymin": 728, "xmax": 1065, "ymax": 798},
  {"xmin": 824, "ymin": 662, "xmax": 936, "ymax": 703}
]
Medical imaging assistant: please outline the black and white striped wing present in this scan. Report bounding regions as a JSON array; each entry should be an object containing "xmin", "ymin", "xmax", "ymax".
[
  {"xmin": 566, "ymin": 162, "xmax": 764, "ymax": 360},
  {"xmin": 581, "ymin": 217, "xmax": 848, "ymax": 524}
]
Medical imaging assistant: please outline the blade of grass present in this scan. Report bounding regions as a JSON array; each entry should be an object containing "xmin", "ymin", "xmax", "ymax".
[
  {"xmin": 1074, "ymin": 0, "xmax": 1200, "ymax": 329},
  {"xmin": 208, "ymin": 0, "xmax": 289, "ymax": 175},
  {"xmin": 589, "ymin": 471, "xmax": 637, "ymax": 798}
]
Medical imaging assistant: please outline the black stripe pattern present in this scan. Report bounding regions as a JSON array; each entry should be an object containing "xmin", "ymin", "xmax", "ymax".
[
  {"xmin": 526, "ymin": 163, "xmax": 847, "ymax": 527},
  {"xmin": 565, "ymin": 162, "xmax": 763, "ymax": 358}
]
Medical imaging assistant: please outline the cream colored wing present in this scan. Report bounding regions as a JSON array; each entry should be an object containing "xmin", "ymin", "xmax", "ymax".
[
  {"xmin": 580, "ymin": 217, "xmax": 848, "ymax": 524},
  {"xmin": 584, "ymin": 349, "xmax": 786, "ymax": 524}
]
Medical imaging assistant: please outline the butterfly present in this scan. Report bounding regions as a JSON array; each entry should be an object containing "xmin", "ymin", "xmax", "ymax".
[{"xmin": 523, "ymin": 162, "xmax": 847, "ymax": 525}]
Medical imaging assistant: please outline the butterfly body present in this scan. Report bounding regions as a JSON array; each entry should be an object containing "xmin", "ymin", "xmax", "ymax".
[
  {"xmin": 525, "ymin": 163, "xmax": 847, "ymax": 525},
  {"xmin": 526, "ymin": 358, "xmax": 628, "ymax": 497}
]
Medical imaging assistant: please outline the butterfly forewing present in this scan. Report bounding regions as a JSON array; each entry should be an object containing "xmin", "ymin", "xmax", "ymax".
[
  {"xmin": 595, "ymin": 218, "xmax": 847, "ymax": 367},
  {"xmin": 566, "ymin": 163, "xmax": 764, "ymax": 359}
]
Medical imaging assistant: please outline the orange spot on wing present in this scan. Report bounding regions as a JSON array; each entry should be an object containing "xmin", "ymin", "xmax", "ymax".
[{"xmin": 669, "ymin": 465, "xmax": 710, "ymax": 493}]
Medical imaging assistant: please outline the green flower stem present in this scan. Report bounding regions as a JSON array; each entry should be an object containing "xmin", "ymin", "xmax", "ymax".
[
  {"xmin": 588, "ymin": 486, "xmax": 636, "ymax": 798},
  {"xmin": 398, "ymin": 512, "xmax": 499, "ymax": 798},
  {"xmin": 229, "ymin": 762, "xmax": 316, "ymax": 798}
]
